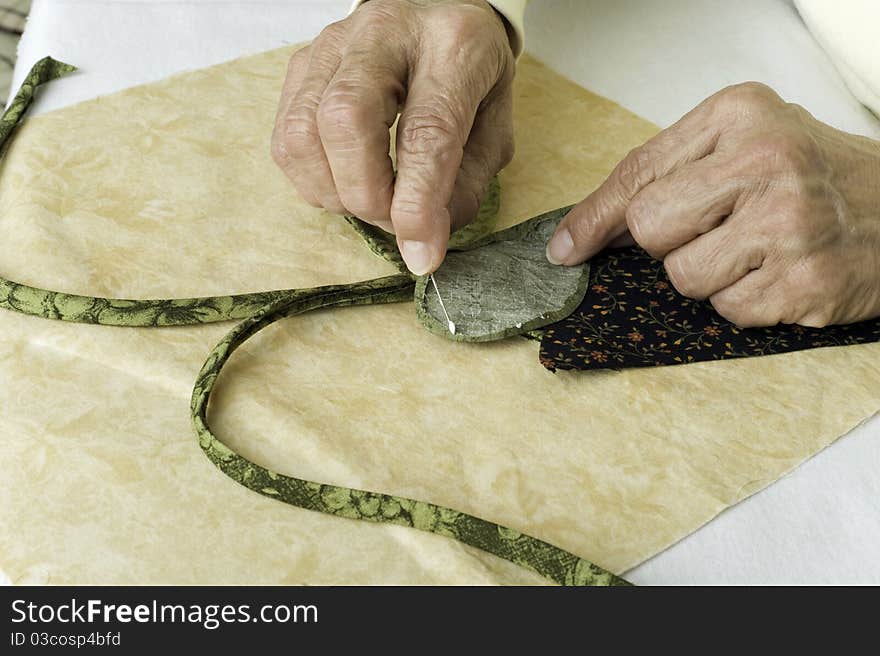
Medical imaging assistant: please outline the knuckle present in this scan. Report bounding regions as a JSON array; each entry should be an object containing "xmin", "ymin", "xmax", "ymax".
[
  {"xmin": 282, "ymin": 110, "xmax": 320, "ymax": 156},
  {"xmin": 624, "ymin": 195, "xmax": 659, "ymax": 250},
  {"xmin": 315, "ymin": 20, "xmax": 348, "ymax": 47},
  {"xmin": 430, "ymin": 4, "xmax": 499, "ymax": 41},
  {"xmin": 663, "ymin": 251, "xmax": 701, "ymax": 299},
  {"xmin": 288, "ymin": 47, "xmax": 310, "ymax": 71},
  {"xmin": 399, "ymin": 110, "xmax": 462, "ymax": 158},
  {"xmin": 316, "ymin": 85, "xmax": 372, "ymax": 134},
  {"xmin": 338, "ymin": 186, "xmax": 391, "ymax": 222},
  {"xmin": 615, "ymin": 146, "xmax": 655, "ymax": 197},
  {"xmin": 565, "ymin": 207, "xmax": 609, "ymax": 253},
  {"xmin": 356, "ymin": 0, "xmax": 405, "ymax": 28},
  {"xmin": 437, "ymin": 8, "xmax": 480, "ymax": 37},
  {"xmin": 798, "ymin": 307, "xmax": 834, "ymax": 328},
  {"xmin": 710, "ymin": 294, "xmax": 750, "ymax": 326},
  {"xmin": 716, "ymin": 81, "xmax": 778, "ymax": 110}
]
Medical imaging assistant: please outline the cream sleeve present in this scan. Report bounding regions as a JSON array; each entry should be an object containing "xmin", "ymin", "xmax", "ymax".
[
  {"xmin": 348, "ymin": 0, "xmax": 529, "ymax": 57},
  {"xmin": 794, "ymin": 0, "xmax": 880, "ymax": 118}
]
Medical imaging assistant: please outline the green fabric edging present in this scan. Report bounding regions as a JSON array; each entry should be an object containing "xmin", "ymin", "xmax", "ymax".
[{"xmin": 0, "ymin": 56, "xmax": 629, "ymax": 586}]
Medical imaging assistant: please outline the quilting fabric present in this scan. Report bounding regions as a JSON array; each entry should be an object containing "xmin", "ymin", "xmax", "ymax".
[
  {"xmin": 540, "ymin": 247, "xmax": 880, "ymax": 371},
  {"xmin": 3, "ymin": 47, "xmax": 880, "ymax": 586}
]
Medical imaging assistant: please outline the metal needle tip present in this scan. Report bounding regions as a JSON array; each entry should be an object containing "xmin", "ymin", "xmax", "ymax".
[{"xmin": 429, "ymin": 274, "xmax": 456, "ymax": 335}]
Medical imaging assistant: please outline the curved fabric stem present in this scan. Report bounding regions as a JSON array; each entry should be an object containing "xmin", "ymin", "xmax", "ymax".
[
  {"xmin": 190, "ymin": 274, "xmax": 630, "ymax": 586},
  {"xmin": 0, "ymin": 276, "xmax": 331, "ymax": 326}
]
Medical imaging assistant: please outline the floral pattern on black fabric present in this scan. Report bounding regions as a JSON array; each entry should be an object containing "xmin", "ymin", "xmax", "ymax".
[{"xmin": 539, "ymin": 247, "xmax": 880, "ymax": 371}]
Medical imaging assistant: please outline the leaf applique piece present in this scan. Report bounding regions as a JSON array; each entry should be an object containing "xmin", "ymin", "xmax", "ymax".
[{"xmin": 415, "ymin": 205, "xmax": 590, "ymax": 342}]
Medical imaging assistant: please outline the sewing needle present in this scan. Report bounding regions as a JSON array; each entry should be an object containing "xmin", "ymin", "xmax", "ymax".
[{"xmin": 429, "ymin": 273, "xmax": 456, "ymax": 335}]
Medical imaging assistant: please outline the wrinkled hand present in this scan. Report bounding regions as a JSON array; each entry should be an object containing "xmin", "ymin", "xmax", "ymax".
[
  {"xmin": 271, "ymin": 0, "xmax": 515, "ymax": 275},
  {"xmin": 548, "ymin": 82, "xmax": 880, "ymax": 327}
]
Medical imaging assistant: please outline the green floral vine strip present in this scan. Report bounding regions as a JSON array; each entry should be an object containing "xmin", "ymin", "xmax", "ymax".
[
  {"xmin": 191, "ymin": 275, "xmax": 629, "ymax": 586},
  {"xmin": 0, "ymin": 57, "xmax": 77, "ymax": 140},
  {"xmin": 0, "ymin": 57, "xmax": 630, "ymax": 586},
  {"xmin": 0, "ymin": 276, "xmax": 330, "ymax": 326}
]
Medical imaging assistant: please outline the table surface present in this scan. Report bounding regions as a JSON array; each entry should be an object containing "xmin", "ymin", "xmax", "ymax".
[{"xmin": 8, "ymin": 0, "xmax": 880, "ymax": 584}]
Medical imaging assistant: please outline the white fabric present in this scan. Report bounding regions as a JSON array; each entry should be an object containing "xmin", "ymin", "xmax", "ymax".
[
  {"xmin": 792, "ymin": 0, "xmax": 880, "ymax": 119},
  {"xmin": 489, "ymin": 0, "xmax": 880, "ymax": 120},
  {"xmin": 9, "ymin": 0, "xmax": 880, "ymax": 584}
]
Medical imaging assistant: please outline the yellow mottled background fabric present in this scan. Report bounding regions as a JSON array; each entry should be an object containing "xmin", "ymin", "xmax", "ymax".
[{"xmin": 1, "ymin": 48, "xmax": 879, "ymax": 583}]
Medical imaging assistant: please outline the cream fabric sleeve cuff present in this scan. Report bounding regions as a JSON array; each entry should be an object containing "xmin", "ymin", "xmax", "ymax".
[
  {"xmin": 348, "ymin": 0, "xmax": 527, "ymax": 57},
  {"xmin": 794, "ymin": 0, "xmax": 880, "ymax": 118}
]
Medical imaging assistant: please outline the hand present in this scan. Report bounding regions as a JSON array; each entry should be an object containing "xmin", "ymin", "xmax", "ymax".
[
  {"xmin": 271, "ymin": 0, "xmax": 515, "ymax": 275},
  {"xmin": 547, "ymin": 82, "xmax": 880, "ymax": 327}
]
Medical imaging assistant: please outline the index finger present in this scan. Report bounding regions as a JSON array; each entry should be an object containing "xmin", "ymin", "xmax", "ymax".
[
  {"xmin": 547, "ymin": 100, "xmax": 724, "ymax": 266},
  {"xmin": 391, "ymin": 57, "xmax": 504, "ymax": 275}
]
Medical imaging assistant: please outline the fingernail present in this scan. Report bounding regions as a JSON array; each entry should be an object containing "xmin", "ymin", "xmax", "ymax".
[
  {"xmin": 399, "ymin": 240, "xmax": 434, "ymax": 276},
  {"xmin": 546, "ymin": 228, "xmax": 574, "ymax": 265}
]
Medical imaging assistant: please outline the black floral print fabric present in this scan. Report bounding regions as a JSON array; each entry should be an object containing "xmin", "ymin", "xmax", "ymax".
[{"xmin": 539, "ymin": 247, "xmax": 880, "ymax": 371}]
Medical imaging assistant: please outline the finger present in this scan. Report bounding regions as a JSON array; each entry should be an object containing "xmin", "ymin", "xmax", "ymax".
[
  {"xmin": 392, "ymin": 64, "xmax": 497, "ymax": 275},
  {"xmin": 447, "ymin": 87, "xmax": 514, "ymax": 231},
  {"xmin": 271, "ymin": 46, "xmax": 316, "ymax": 202},
  {"xmin": 709, "ymin": 267, "xmax": 785, "ymax": 327},
  {"xmin": 625, "ymin": 154, "xmax": 748, "ymax": 258},
  {"xmin": 663, "ymin": 210, "xmax": 766, "ymax": 300},
  {"xmin": 317, "ymin": 36, "xmax": 406, "ymax": 223},
  {"xmin": 546, "ymin": 97, "xmax": 725, "ymax": 266},
  {"xmin": 275, "ymin": 24, "xmax": 347, "ymax": 213}
]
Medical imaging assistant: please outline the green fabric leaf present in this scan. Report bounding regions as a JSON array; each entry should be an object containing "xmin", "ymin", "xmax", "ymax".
[{"xmin": 414, "ymin": 206, "xmax": 590, "ymax": 342}]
